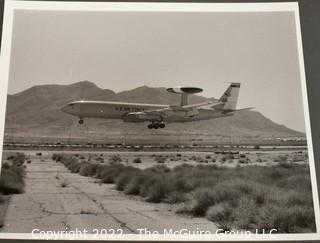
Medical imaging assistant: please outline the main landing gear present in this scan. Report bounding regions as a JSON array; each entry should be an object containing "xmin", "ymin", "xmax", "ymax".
[
  {"xmin": 148, "ymin": 122, "xmax": 165, "ymax": 129},
  {"xmin": 78, "ymin": 119, "xmax": 84, "ymax": 125}
]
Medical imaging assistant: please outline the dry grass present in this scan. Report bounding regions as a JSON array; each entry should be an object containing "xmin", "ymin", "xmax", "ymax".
[
  {"xmin": 54, "ymin": 153, "xmax": 315, "ymax": 233},
  {"xmin": 0, "ymin": 153, "xmax": 27, "ymax": 195}
]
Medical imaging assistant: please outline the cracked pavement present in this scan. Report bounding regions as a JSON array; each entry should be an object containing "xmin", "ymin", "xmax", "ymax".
[{"xmin": 1, "ymin": 154, "xmax": 217, "ymax": 234}]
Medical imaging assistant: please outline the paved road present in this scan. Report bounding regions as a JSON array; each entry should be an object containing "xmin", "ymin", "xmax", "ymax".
[{"xmin": 1, "ymin": 156, "xmax": 217, "ymax": 234}]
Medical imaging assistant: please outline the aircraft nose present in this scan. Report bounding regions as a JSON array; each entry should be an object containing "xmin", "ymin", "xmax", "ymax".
[{"xmin": 61, "ymin": 104, "xmax": 71, "ymax": 114}]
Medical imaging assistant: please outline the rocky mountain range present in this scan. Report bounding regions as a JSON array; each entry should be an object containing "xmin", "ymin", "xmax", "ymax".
[{"xmin": 4, "ymin": 81, "xmax": 304, "ymax": 143}]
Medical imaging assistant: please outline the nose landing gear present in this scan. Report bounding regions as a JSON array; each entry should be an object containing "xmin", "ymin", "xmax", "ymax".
[
  {"xmin": 147, "ymin": 122, "xmax": 165, "ymax": 129},
  {"xmin": 78, "ymin": 119, "xmax": 84, "ymax": 125}
]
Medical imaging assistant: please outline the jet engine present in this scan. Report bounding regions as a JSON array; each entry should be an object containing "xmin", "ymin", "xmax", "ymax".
[
  {"xmin": 122, "ymin": 112, "xmax": 160, "ymax": 122},
  {"xmin": 186, "ymin": 108, "xmax": 199, "ymax": 117}
]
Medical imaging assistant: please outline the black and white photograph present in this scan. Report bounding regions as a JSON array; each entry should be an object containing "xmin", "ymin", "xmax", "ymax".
[{"xmin": 0, "ymin": 1, "xmax": 319, "ymax": 241}]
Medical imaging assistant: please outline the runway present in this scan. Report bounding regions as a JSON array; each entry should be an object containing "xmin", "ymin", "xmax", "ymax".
[{"xmin": 0, "ymin": 153, "xmax": 217, "ymax": 233}]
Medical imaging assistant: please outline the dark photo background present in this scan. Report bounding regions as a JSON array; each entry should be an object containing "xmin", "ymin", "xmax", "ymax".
[{"xmin": 0, "ymin": 0, "xmax": 319, "ymax": 242}]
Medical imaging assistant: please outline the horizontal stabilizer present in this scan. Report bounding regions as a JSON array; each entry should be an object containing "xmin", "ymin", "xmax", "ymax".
[
  {"xmin": 222, "ymin": 107, "xmax": 254, "ymax": 113},
  {"xmin": 234, "ymin": 107, "xmax": 254, "ymax": 111}
]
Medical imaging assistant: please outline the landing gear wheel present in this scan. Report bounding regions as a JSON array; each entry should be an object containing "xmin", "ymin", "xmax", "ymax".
[
  {"xmin": 78, "ymin": 119, "xmax": 84, "ymax": 125},
  {"xmin": 147, "ymin": 121, "xmax": 165, "ymax": 129}
]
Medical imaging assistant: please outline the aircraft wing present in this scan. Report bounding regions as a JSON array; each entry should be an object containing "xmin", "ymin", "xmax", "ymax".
[
  {"xmin": 219, "ymin": 107, "xmax": 254, "ymax": 113},
  {"xmin": 126, "ymin": 101, "xmax": 217, "ymax": 116},
  {"xmin": 124, "ymin": 107, "xmax": 171, "ymax": 121},
  {"xmin": 124, "ymin": 101, "xmax": 223, "ymax": 121},
  {"xmin": 180, "ymin": 101, "xmax": 219, "ymax": 109}
]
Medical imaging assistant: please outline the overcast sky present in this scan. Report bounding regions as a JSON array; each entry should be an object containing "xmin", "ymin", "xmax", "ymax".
[{"xmin": 8, "ymin": 10, "xmax": 306, "ymax": 132}]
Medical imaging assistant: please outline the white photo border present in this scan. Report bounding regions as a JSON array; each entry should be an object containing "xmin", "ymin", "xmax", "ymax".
[{"xmin": 0, "ymin": 0, "xmax": 319, "ymax": 241}]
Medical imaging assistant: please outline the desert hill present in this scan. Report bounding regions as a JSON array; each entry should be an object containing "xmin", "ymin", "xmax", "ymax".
[{"xmin": 4, "ymin": 81, "xmax": 304, "ymax": 143}]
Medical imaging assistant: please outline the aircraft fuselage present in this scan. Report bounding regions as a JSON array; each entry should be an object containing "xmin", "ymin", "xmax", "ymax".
[{"xmin": 61, "ymin": 100, "xmax": 233, "ymax": 123}]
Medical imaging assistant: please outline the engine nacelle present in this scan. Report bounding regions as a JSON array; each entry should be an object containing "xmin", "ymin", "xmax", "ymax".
[
  {"xmin": 186, "ymin": 108, "xmax": 199, "ymax": 117},
  {"xmin": 123, "ymin": 112, "xmax": 161, "ymax": 122}
]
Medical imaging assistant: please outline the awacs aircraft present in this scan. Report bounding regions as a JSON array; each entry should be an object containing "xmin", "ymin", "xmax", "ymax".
[{"xmin": 61, "ymin": 83, "xmax": 252, "ymax": 129}]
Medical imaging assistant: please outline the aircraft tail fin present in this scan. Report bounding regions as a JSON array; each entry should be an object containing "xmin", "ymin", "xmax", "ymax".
[{"xmin": 213, "ymin": 83, "xmax": 241, "ymax": 111}]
